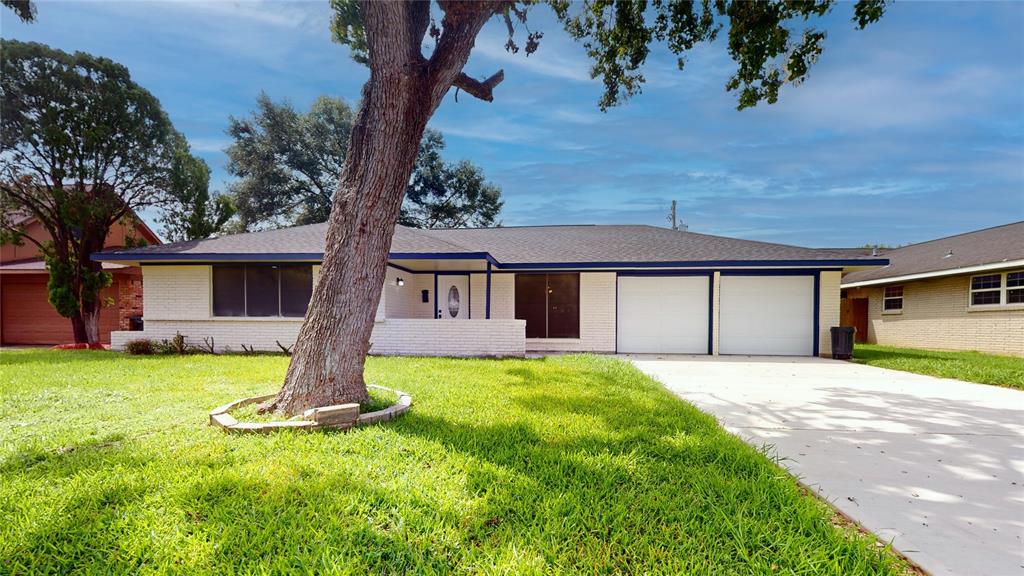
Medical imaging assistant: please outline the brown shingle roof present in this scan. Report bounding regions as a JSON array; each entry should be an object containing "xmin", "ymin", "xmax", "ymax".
[
  {"xmin": 94, "ymin": 222, "xmax": 886, "ymax": 266},
  {"xmin": 841, "ymin": 221, "xmax": 1024, "ymax": 285}
]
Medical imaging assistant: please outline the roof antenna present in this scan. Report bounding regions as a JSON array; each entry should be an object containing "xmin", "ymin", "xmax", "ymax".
[{"xmin": 668, "ymin": 200, "xmax": 688, "ymax": 231}]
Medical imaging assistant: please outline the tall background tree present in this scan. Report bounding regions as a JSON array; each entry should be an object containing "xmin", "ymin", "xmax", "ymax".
[
  {"xmin": 262, "ymin": 0, "xmax": 889, "ymax": 415},
  {"xmin": 159, "ymin": 146, "xmax": 235, "ymax": 241},
  {"xmin": 0, "ymin": 40, "xmax": 179, "ymax": 344},
  {"xmin": 226, "ymin": 93, "xmax": 502, "ymax": 231}
]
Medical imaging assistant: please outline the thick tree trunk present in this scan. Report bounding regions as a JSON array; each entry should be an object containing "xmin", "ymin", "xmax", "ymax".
[
  {"xmin": 262, "ymin": 1, "xmax": 498, "ymax": 416},
  {"xmin": 70, "ymin": 314, "xmax": 88, "ymax": 344},
  {"xmin": 81, "ymin": 301, "xmax": 101, "ymax": 345}
]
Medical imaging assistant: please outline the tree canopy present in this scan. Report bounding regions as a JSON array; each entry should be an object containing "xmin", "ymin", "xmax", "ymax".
[
  {"xmin": 225, "ymin": 93, "xmax": 502, "ymax": 231},
  {"xmin": 0, "ymin": 39, "xmax": 180, "ymax": 343},
  {"xmin": 159, "ymin": 145, "xmax": 236, "ymax": 242}
]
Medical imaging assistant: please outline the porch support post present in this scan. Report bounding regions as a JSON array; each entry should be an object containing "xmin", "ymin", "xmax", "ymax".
[{"xmin": 485, "ymin": 261, "xmax": 492, "ymax": 319}]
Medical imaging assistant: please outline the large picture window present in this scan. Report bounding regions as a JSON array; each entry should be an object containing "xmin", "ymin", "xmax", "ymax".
[
  {"xmin": 212, "ymin": 264, "xmax": 313, "ymax": 318},
  {"xmin": 515, "ymin": 273, "xmax": 580, "ymax": 338},
  {"xmin": 969, "ymin": 270, "xmax": 1024, "ymax": 308}
]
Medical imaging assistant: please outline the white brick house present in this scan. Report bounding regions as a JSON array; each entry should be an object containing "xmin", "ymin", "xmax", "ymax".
[{"xmin": 94, "ymin": 223, "xmax": 888, "ymax": 358}]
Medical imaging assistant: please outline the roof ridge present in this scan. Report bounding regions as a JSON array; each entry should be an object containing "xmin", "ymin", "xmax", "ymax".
[{"xmin": 882, "ymin": 220, "xmax": 1024, "ymax": 252}]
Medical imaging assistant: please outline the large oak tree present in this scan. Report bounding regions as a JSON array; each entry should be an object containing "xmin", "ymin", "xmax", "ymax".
[
  {"xmin": 0, "ymin": 40, "xmax": 180, "ymax": 344},
  {"xmin": 260, "ymin": 0, "xmax": 889, "ymax": 414}
]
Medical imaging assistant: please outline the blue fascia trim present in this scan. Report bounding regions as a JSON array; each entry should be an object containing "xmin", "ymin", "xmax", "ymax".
[
  {"xmin": 389, "ymin": 252, "xmax": 492, "ymax": 261},
  {"xmin": 719, "ymin": 269, "xmax": 822, "ymax": 276},
  {"xmin": 95, "ymin": 252, "xmax": 323, "ymax": 262},
  {"xmin": 497, "ymin": 259, "xmax": 886, "ymax": 269},
  {"xmin": 813, "ymin": 271, "xmax": 821, "ymax": 357},
  {"xmin": 618, "ymin": 270, "xmax": 715, "ymax": 277}
]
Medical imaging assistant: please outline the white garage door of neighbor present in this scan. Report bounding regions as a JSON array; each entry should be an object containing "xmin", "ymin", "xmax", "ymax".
[
  {"xmin": 719, "ymin": 275, "xmax": 815, "ymax": 356},
  {"xmin": 617, "ymin": 275, "xmax": 709, "ymax": 354}
]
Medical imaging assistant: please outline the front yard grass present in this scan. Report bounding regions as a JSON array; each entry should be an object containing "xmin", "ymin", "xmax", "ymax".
[
  {"xmin": 852, "ymin": 344, "xmax": 1024, "ymax": 390},
  {"xmin": 1, "ymin": 350, "xmax": 908, "ymax": 574}
]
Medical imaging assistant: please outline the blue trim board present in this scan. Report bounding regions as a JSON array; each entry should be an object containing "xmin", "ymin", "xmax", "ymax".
[
  {"xmin": 100, "ymin": 249, "xmax": 888, "ymax": 270},
  {"xmin": 485, "ymin": 261, "xmax": 492, "ymax": 320},
  {"xmin": 387, "ymin": 262, "xmax": 417, "ymax": 274},
  {"xmin": 612, "ymin": 272, "xmax": 620, "ymax": 354},
  {"xmin": 707, "ymin": 276, "xmax": 714, "ymax": 355},
  {"xmin": 813, "ymin": 271, "xmax": 821, "ymax": 357},
  {"xmin": 103, "ymin": 252, "xmax": 323, "ymax": 262},
  {"xmin": 496, "ymin": 259, "xmax": 887, "ymax": 270}
]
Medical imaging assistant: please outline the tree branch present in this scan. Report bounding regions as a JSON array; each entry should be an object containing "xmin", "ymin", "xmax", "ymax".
[{"xmin": 452, "ymin": 69, "xmax": 505, "ymax": 102}]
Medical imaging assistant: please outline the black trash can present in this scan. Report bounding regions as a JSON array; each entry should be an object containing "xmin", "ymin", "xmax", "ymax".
[{"xmin": 830, "ymin": 326, "xmax": 855, "ymax": 360}]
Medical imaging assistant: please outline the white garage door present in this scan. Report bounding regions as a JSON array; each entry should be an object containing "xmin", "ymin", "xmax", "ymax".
[
  {"xmin": 617, "ymin": 275, "xmax": 709, "ymax": 354},
  {"xmin": 719, "ymin": 275, "xmax": 815, "ymax": 356}
]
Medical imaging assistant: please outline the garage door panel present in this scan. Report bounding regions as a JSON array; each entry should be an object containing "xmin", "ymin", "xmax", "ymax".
[
  {"xmin": 617, "ymin": 276, "xmax": 709, "ymax": 354},
  {"xmin": 719, "ymin": 275, "xmax": 814, "ymax": 356}
]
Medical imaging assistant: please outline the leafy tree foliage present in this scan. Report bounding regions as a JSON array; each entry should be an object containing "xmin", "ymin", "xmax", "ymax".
[
  {"xmin": 0, "ymin": 40, "xmax": 179, "ymax": 343},
  {"xmin": 226, "ymin": 94, "xmax": 351, "ymax": 230},
  {"xmin": 226, "ymin": 93, "xmax": 502, "ymax": 231},
  {"xmin": 2, "ymin": 0, "xmax": 34, "ymax": 22},
  {"xmin": 159, "ymin": 146, "xmax": 235, "ymax": 241},
  {"xmin": 402, "ymin": 130, "xmax": 503, "ymax": 229}
]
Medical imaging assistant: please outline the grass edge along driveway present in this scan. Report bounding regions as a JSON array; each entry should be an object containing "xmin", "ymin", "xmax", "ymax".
[
  {"xmin": 852, "ymin": 344, "xmax": 1024, "ymax": 390},
  {"xmin": 1, "ymin": 350, "xmax": 912, "ymax": 574}
]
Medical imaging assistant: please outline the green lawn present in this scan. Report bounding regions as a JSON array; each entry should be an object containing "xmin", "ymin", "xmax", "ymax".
[
  {"xmin": 1, "ymin": 350, "xmax": 907, "ymax": 574},
  {"xmin": 853, "ymin": 344, "xmax": 1024, "ymax": 390}
]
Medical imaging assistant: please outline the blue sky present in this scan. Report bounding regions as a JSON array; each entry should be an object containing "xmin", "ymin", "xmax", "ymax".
[{"xmin": 5, "ymin": 1, "xmax": 1023, "ymax": 247}]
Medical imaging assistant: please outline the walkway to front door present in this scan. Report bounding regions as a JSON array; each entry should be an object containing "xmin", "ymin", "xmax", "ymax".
[{"xmin": 625, "ymin": 354, "xmax": 1024, "ymax": 576}]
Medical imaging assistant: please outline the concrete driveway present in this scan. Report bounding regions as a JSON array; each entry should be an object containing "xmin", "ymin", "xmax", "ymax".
[{"xmin": 624, "ymin": 355, "xmax": 1024, "ymax": 576}]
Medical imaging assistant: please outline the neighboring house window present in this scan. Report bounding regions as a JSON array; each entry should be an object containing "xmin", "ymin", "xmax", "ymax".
[
  {"xmin": 1007, "ymin": 271, "xmax": 1024, "ymax": 304},
  {"xmin": 883, "ymin": 285, "xmax": 903, "ymax": 311},
  {"xmin": 212, "ymin": 264, "xmax": 313, "ymax": 317},
  {"xmin": 969, "ymin": 270, "xmax": 1024, "ymax": 307},
  {"xmin": 970, "ymin": 273, "xmax": 1003, "ymax": 306},
  {"xmin": 514, "ymin": 273, "xmax": 580, "ymax": 338}
]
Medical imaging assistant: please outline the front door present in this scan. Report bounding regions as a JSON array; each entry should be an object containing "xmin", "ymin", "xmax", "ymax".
[
  {"xmin": 437, "ymin": 275, "xmax": 470, "ymax": 319},
  {"xmin": 852, "ymin": 298, "xmax": 869, "ymax": 343}
]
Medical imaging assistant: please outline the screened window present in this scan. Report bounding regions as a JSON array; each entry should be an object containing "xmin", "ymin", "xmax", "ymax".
[
  {"xmin": 883, "ymin": 285, "xmax": 903, "ymax": 311},
  {"xmin": 212, "ymin": 264, "xmax": 313, "ymax": 317},
  {"xmin": 969, "ymin": 271, "xmax": 1024, "ymax": 308},
  {"xmin": 1007, "ymin": 271, "xmax": 1024, "ymax": 305},
  {"xmin": 970, "ymin": 274, "xmax": 1002, "ymax": 306},
  {"xmin": 515, "ymin": 273, "xmax": 580, "ymax": 338}
]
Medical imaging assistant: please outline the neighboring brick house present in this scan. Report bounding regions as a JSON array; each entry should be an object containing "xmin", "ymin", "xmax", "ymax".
[
  {"xmin": 0, "ymin": 211, "xmax": 159, "ymax": 345},
  {"xmin": 840, "ymin": 222, "xmax": 1023, "ymax": 357},
  {"xmin": 93, "ymin": 223, "xmax": 887, "ymax": 358}
]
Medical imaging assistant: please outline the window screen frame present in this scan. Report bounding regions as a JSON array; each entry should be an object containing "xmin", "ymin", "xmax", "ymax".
[
  {"xmin": 969, "ymin": 270, "xmax": 1024, "ymax": 309},
  {"xmin": 514, "ymin": 273, "xmax": 581, "ymax": 339},
  {"xmin": 211, "ymin": 263, "xmax": 314, "ymax": 318},
  {"xmin": 882, "ymin": 285, "xmax": 903, "ymax": 313}
]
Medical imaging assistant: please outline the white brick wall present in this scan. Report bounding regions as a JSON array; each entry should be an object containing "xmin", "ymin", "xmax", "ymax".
[
  {"xmin": 143, "ymin": 265, "xmax": 211, "ymax": 320},
  {"xmin": 525, "ymin": 272, "xmax": 616, "ymax": 353},
  {"xmin": 370, "ymin": 319, "xmax": 525, "ymax": 357},
  {"xmin": 818, "ymin": 271, "xmax": 841, "ymax": 357},
  {"xmin": 383, "ymin": 267, "xmax": 432, "ymax": 319},
  {"xmin": 112, "ymin": 318, "xmax": 526, "ymax": 357}
]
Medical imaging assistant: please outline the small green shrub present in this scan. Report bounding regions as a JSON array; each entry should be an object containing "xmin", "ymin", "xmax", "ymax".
[
  {"xmin": 123, "ymin": 339, "xmax": 154, "ymax": 355},
  {"xmin": 155, "ymin": 332, "xmax": 189, "ymax": 355}
]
